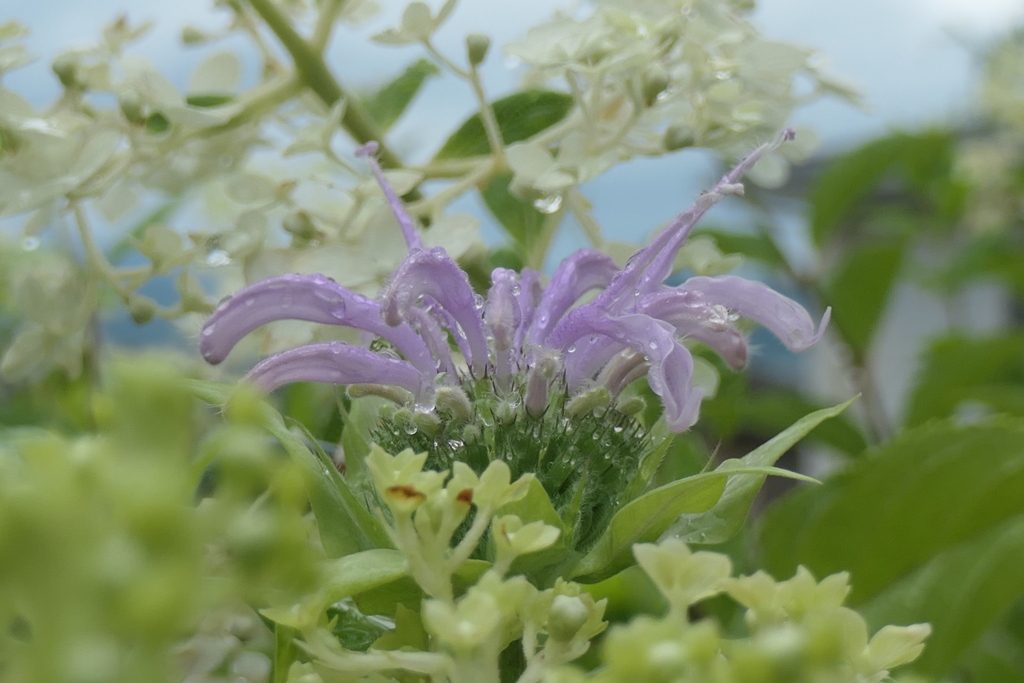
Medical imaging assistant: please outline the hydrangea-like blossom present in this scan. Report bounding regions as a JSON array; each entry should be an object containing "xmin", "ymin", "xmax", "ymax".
[{"xmin": 200, "ymin": 131, "xmax": 828, "ymax": 433}]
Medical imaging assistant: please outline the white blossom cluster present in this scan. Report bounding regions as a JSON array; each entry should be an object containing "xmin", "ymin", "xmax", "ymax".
[{"xmin": 0, "ymin": 0, "xmax": 841, "ymax": 381}]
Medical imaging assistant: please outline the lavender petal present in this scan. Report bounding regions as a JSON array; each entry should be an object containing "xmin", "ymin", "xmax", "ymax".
[
  {"xmin": 199, "ymin": 273, "xmax": 435, "ymax": 374},
  {"xmin": 513, "ymin": 268, "xmax": 543, "ymax": 350},
  {"xmin": 245, "ymin": 342, "xmax": 426, "ymax": 396},
  {"xmin": 640, "ymin": 289, "xmax": 748, "ymax": 369},
  {"xmin": 381, "ymin": 247, "xmax": 489, "ymax": 375},
  {"xmin": 549, "ymin": 308, "xmax": 703, "ymax": 432},
  {"xmin": 529, "ymin": 249, "xmax": 619, "ymax": 344},
  {"xmin": 595, "ymin": 129, "xmax": 795, "ymax": 311},
  {"xmin": 486, "ymin": 268, "xmax": 523, "ymax": 387},
  {"xmin": 681, "ymin": 275, "xmax": 829, "ymax": 352},
  {"xmin": 356, "ymin": 142, "xmax": 423, "ymax": 250}
]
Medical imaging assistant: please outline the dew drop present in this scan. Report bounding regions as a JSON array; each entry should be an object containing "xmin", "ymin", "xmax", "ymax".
[
  {"xmin": 648, "ymin": 340, "xmax": 659, "ymax": 350},
  {"xmin": 613, "ymin": 425, "xmax": 624, "ymax": 433},
  {"xmin": 510, "ymin": 284, "xmax": 521, "ymax": 296},
  {"xmin": 567, "ymin": 344, "xmax": 576, "ymax": 354},
  {"xmin": 715, "ymin": 70, "xmax": 732, "ymax": 80},
  {"xmin": 473, "ymin": 294, "xmax": 486, "ymax": 310},
  {"xmin": 205, "ymin": 249, "xmax": 231, "ymax": 267},
  {"xmin": 20, "ymin": 236, "xmax": 40, "ymax": 251},
  {"xmin": 403, "ymin": 423, "xmax": 418, "ymax": 435},
  {"xmin": 244, "ymin": 298, "xmax": 255, "ymax": 307},
  {"xmin": 533, "ymin": 194, "xmax": 563, "ymax": 214},
  {"xmin": 201, "ymin": 324, "xmax": 215, "ymax": 336}
]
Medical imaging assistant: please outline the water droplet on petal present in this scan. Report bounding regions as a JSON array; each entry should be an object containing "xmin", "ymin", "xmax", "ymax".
[
  {"xmin": 533, "ymin": 195, "xmax": 563, "ymax": 214},
  {"xmin": 202, "ymin": 324, "xmax": 215, "ymax": 336},
  {"xmin": 20, "ymin": 236, "xmax": 40, "ymax": 251},
  {"xmin": 648, "ymin": 340, "xmax": 658, "ymax": 350},
  {"xmin": 244, "ymin": 298, "xmax": 255, "ymax": 307},
  {"xmin": 567, "ymin": 344, "xmax": 576, "ymax": 354}
]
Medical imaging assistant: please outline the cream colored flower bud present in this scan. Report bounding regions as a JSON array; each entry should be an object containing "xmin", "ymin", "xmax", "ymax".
[{"xmin": 466, "ymin": 33, "xmax": 491, "ymax": 66}]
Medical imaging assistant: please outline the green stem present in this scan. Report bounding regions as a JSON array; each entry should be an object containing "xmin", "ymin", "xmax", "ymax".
[
  {"xmin": 245, "ymin": 0, "xmax": 404, "ymax": 169},
  {"xmin": 311, "ymin": 0, "xmax": 348, "ymax": 52}
]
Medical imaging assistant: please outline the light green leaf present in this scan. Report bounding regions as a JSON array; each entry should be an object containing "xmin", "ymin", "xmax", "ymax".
[
  {"xmin": 570, "ymin": 472, "xmax": 728, "ymax": 583},
  {"xmin": 670, "ymin": 398, "xmax": 855, "ymax": 545},
  {"xmin": 362, "ymin": 58, "xmax": 440, "ymax": 131},
  {"xmin": 261, "ymin": 549, "xmax": 408, "ymax": 630},
  {"xmin": 433, "ymin": 89, "xmax": 574, "ymax": 160},
  {"xmin": 186, "ymin": 381, "xmax": 390, "ymax": 557},
  {"xmin": 188, "ymin": 51, "xmax": 241, "ymax": 95}
]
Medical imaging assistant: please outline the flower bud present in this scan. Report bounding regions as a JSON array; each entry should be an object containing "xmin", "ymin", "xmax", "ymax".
[
  {"xmin": 466, "ymin": 33, "xmax": 491, "ymax": 66},
  {"xmin": 664, "ymin": 124, "xmax": 695, "ymax": 152},
  {"xmin": 566, "ymin": 387, "xmax": 610, "ymax": 418},
  {"xmin": 128, "ymin": 296, "xmax": 157, "ymax": 324},
  {"xmin": 282, "ymin": 211, "xmax": 318, "ymax": 242},
  {"xmin": 52, "ymin": 53, "xmax": 79, "ymax": 89},
  {"xmin": 119, "ymin": 89, "xmax": 146, "ymax": 125},
  {"xmin": 181, "ymin": 26, "xmax": 208, "ymax": 44},
  {"xmin": 642, "ymin": 64, "xmax": 670, "ymax": 106},
  {"xmin": 548, "ymin": 594, "xmax": 590, "ymax": 641}
]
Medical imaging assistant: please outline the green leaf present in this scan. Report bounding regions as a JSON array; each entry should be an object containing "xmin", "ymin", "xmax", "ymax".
[
  {"xmin": 433, "ymin": 89, "xmax": 574, "ymax": 160},
  {"xmin": 186, "ymin": 381, "xmax": 390, "ymax": 557},
  {"xmin": 906, "ymin": 334, "xmax": 1024, "ymax": 427},
  {"xmin": 570, "ymin": 472, "xmax": 728, "ymax": 583},
  {"xmin": 261, "ymin": 549, "xmax": 408, "ymax": 630},
  {"xmin": 861, "ymin": 515, "xmax": 1024, "ymax": 677},
  {"xmin": 361, "ymin": 58, "xmax": 440, "ymax": 131},
  {"xmin": 759, "ymin": 417, "xmax": 1024, "ymax": 677},
  {"xmin": 959, "ymin": 600, "xmax": 1024, "ymax": 683},
  {"xmin": 670, "ymin": 398, "xmax": 856, "ymax": 545},
  {"xmin": 619, "ymin": 432, "xmax": 677, "ymax": 506},
  {"xmin": 283, "ymin": 417, "xmax": 392, "ymax": 556},
  {"xmin": 480, "ymin": 173, "xmax": 544, "ymax": 249},
  {"xmin": 809, "ymin": 130, "xmax": 957, "ymax": 245},
  {"xmin": 825, "ymin": 241, "xmax": 904, "ymax": 359},
  {"xmin": 185, "ymin": 93, "xmax": 234, "ymax": 108},
  {"xmin": 736, "ymin": 391, "xmax": 868, "ymax": 456}
]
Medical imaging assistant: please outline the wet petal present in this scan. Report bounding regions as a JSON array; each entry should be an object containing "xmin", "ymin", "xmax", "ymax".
[
  {"xmin": 548, "ymin": 308, "xmax": 702, "ymax": 432},
  {"xmin": 487, "ymin": 268, "xmax": 523, "ymax": 387},
  {"xmin": 514, "ymin": 268, "xmax": 543, "ymax": 350},
  {"xmin": 245, "ymin": 342, "xmax": 427, "ymax": 396},
  {"xmin": 529, "ymin": 249, "xmax": 619, "ymax": 344},
  {"xmin": 596, "ymin": 130, "xmax": 795, "ymax": 311},
  {"xmin": 199, "ymin": 273, "xmax": 435, "ymax": 374},
  {"xmin": 402, "ymin": 305, "xmax": 457, "ymax": 376},
  {"xmin": 681, "ymin": 275, "xmax": 829, "ymax": 352},
  {"xmin": 356, "ymin": 142, "xmax": 423, "ymax": 250},
  {"xmin": 382, "ymin": 247, "xmax": 489, "ymax": 375},
  {"xmin": 640, "ymin": 289, "xmax": 748, "ymax": 369}
]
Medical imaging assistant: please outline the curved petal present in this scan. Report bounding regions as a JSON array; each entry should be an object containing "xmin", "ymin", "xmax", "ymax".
[
  {"xmin": 595, "ymin": 130, "xmax": 795, "ymax": 312},
  {"xmin": 681, "ymin": 275, "xmax": 829, "ymax": 352},
  {"xmin": 199, "ymin": 273, "xmax": 435, "ymax": 374},
  {"xmin": 486, "ymin": 268, "xmax": 523, "ymax": 387},
  {"xmin": 381, "ymin": 247, "xmax": 489, "ymax": 375},
  {"xmin": 529, "ymin": 249, "xmax": 619, "ymax": 344},
  {"xmin": 402, "ymin": 305, "xmax": 457, "ymax": 376},
  {"xmin": 357, "ymin": 142, "xmax": 423, "ymax": 250},
  {"xmin": 513, "ymin": 268, "xmax": 543, "ymax": 350},
  {"xmin": 245, "ymin": 342, "xmax": 427, "ymax": 396},
  {"xmin": 548, "ymin": 308, "xmax": 703, "ymax": 432},
  {"xmin": 640, "ymin": 289, "xmax": 748, "ymax": 369}
]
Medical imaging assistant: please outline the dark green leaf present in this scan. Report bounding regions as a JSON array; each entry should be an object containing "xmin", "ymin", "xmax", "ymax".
[
  {"xmin": 480, "ymin": 173, "xmax": 544, "ymax": 248},
  {"xmin": 825, "ymin": 241, "xmax": 904, "ymax": 359},
  {"xmin": 809, "ymin": 131, "xmax": 957, "ymax": 245},
  {"xmin": 361, "ymin": 59, "xmax": 440, "ymax": 131},
  {"xmin": 670, "ymin": 399, "xmax": 855, "ymax": 546},
  {"xmin": 433, "ymin": 89, "xmax": 574, "ymax": 160},
  {"xmin": 759, "ymin": 417, "xmax": 1024, "ymax": 676},
  {"xmin": 861, "ymin": 514, "xmax": 1024, "ymax": 676},
  {"xmin": 273, "ymin": 624, "xmax": 301, "ymax": 683},
  {"xmin": 906, "ymin": 334, "xmax": 1024, "ymax": 427}
]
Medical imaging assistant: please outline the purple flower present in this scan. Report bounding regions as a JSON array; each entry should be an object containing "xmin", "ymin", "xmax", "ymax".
[{"xmin": 200, "ymin": 133, "xmax": 828, "ymax": 433}]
